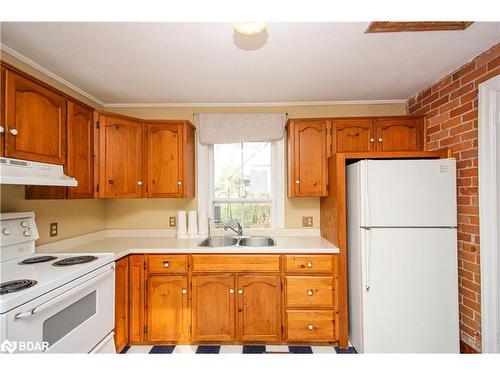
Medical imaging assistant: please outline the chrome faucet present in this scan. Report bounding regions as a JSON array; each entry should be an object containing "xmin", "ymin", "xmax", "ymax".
[{"xmin": 223, "ymin": 219, "xmax": 243, "ymax": 237}]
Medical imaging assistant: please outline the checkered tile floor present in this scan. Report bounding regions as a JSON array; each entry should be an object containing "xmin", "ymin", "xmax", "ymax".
[{"xmin": 120, "ymin": 345, "xmax": 357, "ymax": 354}]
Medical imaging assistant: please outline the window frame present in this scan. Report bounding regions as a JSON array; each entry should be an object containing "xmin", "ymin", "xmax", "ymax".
[{"xmin": 197, "ymin": 139, "xmax": 285, "ymax": 229}]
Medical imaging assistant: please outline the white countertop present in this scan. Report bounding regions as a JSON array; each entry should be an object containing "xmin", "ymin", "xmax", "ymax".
[{"xmin": 36, "ymin": 231, "xmax": 339, "ymax": 260}]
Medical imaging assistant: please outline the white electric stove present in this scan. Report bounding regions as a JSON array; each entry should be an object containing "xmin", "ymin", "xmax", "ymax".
[{"xmin": 0, "ymin": 212, "xmax": 116, "ymax": 354}]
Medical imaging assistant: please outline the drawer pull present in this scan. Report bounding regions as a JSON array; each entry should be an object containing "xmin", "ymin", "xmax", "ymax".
[
  {"xmin": 307, "ymin": 324, "xmax": 314, "ymax": 330},
  {"xmin": 229, "ymin": 288, "xmax": 234, "ymax": 294},
  {"xmin": 238, "ymin": 289, "xmax": 243, "ymax": 295},
  {"xmin": 182, "ymin": 288, "xmax": 187, "ymax": 295},
  {"xmin": 307, "ymin": 262, "xmax": 313, "ymax": 268},
  {"xmin": 163, "ymin": 261, "xmax": 170, "ymax": 268},
  {"xmin": 307, "ymin": 289, "xmax": 314, "ymax": 296}
]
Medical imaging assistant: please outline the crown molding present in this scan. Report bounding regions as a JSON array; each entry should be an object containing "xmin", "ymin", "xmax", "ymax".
[
  {"xmin": 1, "ymin": 43, "xmax": 105, "ymax": 107},
  {"xmin": 103, "ymin": 99, "xmax": 407, "ymax": 108},
  {"xmin": 1, "ymin": 44, "xmax": 407, "ymax": 109}
]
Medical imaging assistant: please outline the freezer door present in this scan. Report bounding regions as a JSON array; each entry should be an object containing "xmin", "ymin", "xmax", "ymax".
[
  {"xmin": 362, "ymin": 159, "xmax": 457, "ymax": 227},
  {"xmin": 361, "ymin": 228, "xmax": 459, "ymax": 353}
]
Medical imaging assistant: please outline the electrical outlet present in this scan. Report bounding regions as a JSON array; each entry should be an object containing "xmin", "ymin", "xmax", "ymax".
[
  {"xmin": 50, "ymin": 223, "xmax": 58, "ymax": 237},
  {"xmin": 302, "ymin": 216, "xmax": 313, "ymax": 227},
  {"xmin": 169, "ymin": 216, "xmax": 177, "ymax": 228}
]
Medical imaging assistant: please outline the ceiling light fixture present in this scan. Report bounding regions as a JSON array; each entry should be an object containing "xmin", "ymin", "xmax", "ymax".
[{"xmin": 233, "ymin": 22, "xmax": 267, "ymax": 35}]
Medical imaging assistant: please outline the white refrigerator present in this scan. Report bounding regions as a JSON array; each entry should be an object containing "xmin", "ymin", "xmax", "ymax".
[{"xmin": 347, "ymin": 159, "xmax": 460, "ymax": 353}]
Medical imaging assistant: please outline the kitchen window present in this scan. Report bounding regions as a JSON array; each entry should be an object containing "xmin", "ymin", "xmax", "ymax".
[{"xmin": 198, "ymin": 140, "xmax": 285, "ymax": 229}]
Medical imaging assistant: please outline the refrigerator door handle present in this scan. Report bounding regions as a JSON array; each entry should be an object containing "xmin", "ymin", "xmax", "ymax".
[{"xmin": 365, "ymin": 228, "xmax": 371, "ymax": 292}]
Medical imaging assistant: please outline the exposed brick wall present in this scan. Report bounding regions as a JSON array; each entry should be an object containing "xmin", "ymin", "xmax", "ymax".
[{"xmin": 407, "ymin": 43, "xmax": 500, "ymax": 352}]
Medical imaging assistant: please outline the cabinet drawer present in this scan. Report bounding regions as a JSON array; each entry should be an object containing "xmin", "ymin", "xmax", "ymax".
[
  {"xmin": 286, "ymin": 310, "xmax": 337, "ymax": 341},
  {"xmin": 284, "ymin": 255, "xmax": 336, "ymax": 274},
  {"xmin": 285, "ymin": 276, "xmax": 335, "ymax": 307},
  {"xmin": 192, "ymin": 255, "xmax": 281, "ymax": 272},
  {"xmin": 147, "ymin": 255, "xmax": 188, "ymax": 274}
]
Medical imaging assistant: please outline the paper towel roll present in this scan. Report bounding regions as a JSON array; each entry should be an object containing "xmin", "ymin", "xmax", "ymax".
[
  {"xmin": 177, "ymin": 211, "xmax": 187, "ymax": 238},
  {"xmin": 188, "ymin": 210, "xmax": 198, "ymax": 238},
  {"xmin": 198, "ymin": 210, "xmax": 208, "ymax": 237}
]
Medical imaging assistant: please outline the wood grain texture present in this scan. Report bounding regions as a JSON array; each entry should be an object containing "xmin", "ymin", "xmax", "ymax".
[
  {"xmin": 129, "ymin": 254, "xmax": 145, "ymax": 344},
  {"xmin": 192, "ymin": 254, "xmax": 281, "ymax": 273},
  {"xmin": 286, "ymin": 310, "xmax": 337, "ymax": 342},
  {"xmin": 332, "ymin": 118, "xmax": 375, "ymax": 153},
  {"xmin": 5, "ymin": 69, "xmax": 66, "ymax": 164},
  {"xmin": 114, "ymin": 256, "xmax": 129, "ymax": 352},
  {"xmin": 191, "ymin": 275, "xmax": 235, "ymax": 341},
  {"xmin": 146, "ymin": 254, "xmax": 188, "ymax": 274},
  {"xmin": 146, "ymin": 275, "xmax": 189, "ymax": 341},
  {"xmin": 375, "ymin": 117, "xmax": 423, "ymax": 152},
  {"xmin": 1, "ymin": 66, "xmax": 5, "ymax": 156},
  {"xmin": 284, "ymin": 254, "xmax": 335, "ymax": 274},
  {"xmin": 285, "ymin": 276, "xmax": 335, "ymax": 308},
  {"xmin": 99, "ymin": 113, "xmax": 143, "ymax": 198},
  {"xmin": 237, "ymin": 275, "xmax": 281, "ymax": 341},
  {"xmin": 366, "ymin": 22, "xmax": 473, "ymax": 33}
]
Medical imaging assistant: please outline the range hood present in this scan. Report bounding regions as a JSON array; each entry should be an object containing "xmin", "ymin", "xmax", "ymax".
[{"xmin": 0, "ymin": 157, "xmax": 78, "ymax": 187}]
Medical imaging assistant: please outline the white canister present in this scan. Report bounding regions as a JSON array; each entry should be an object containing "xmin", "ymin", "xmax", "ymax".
[
  {"xmin": 188, "ymin": 210, "xmax": 198, "ymax": 238},
  {"xmin": 177, "ymin": 211, "xmax": 187, "ymax": 238}
]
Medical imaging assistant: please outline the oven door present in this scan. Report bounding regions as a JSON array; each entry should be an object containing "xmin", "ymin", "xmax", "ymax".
[{"xmin": 4, "ymin": 264, "xmax": 115, "ymax": 353}]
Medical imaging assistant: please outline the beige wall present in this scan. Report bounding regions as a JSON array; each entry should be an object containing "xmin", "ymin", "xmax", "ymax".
[
  {"xmin": 0, "ymin": 185, "xmax": 106, "ymax": 244},
  {"xmin": 0, "ymin": 50, "xmax": 407, "ymax": 239}
]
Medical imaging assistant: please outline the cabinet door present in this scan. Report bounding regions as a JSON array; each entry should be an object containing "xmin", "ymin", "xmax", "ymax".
[
  {"xmin": 191, "ymin": 275, "xmax": 235, "ymax": 341},
  {"xmin": 67, "ymin": 101, "xmax": 94, "ymax": 198},
  {"xmin": 332, "ymin": 119, "xmax": 375, "ymax": 153},
  {"xmin": 129, "ymin": 255, "xmax": 145, "ymax": 344},
  {"xmin": 146, "ymin": 275, "xmax": 189, "ymax": 342},
  {"xmin": 375, "ymin": 118, "xmax": 424, "ymax": 152},
  {"xmin": 236, "ymin": 275, "xmax": 281, "ymax": 342},
  {"xmin": 1, "ymin": 66, "xmax": 5, "ymax": 156},
  {"xmin": 145, "ymin": 122, "xmax": 182, "ymax": 197},
  {"xmin": 5, "ymin": 70, "xmax": 66, "ymax": 164},
  {"xmin": 288, "ymin": 120, "xmax": 328, "ymax": 197},
  {"xmin": 99, "ymin": 114, "xmax": 143, "ymax": 198},
  {"xmin": 115, "ymin": 256, "xmax": 129, "ymax": 352}
]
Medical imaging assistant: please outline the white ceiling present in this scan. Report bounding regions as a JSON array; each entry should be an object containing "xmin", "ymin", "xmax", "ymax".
[{"xmin": 1, "ymin": 22, "xmax": 499, "ymax": 106}]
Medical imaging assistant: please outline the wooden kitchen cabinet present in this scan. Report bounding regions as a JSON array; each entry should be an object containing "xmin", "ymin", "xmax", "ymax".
[
  {"xmin": 1, "ymin": 66, "xmax": 5, "ymax": 156},
  {"xmin": 374, "ymin": 117, "xmax": 424, "ymax": 152},
  {"xmin": 4, "ymin": 69, "xmax": 67, "ymax": 164},
  {"xmin": 114, "ymin": 256, "xmax": 129, "ymax": 352},
  {"xmin": 146, "ymin": 275, "xmax": 189, "ymax": 342},
  {"xmin": 98, "ymin": 113, "xmax": 143, "ymax": 198},
  {"xmin": 287, "ymin": 119, "xmax": 329, "ymax": 197},
  {"xmin": 129, "ymin": 255, "xmax": 145, "ymax": 344},
  {"xmin": 144, "ymin": 121, "xmax": 195, "ymax": 198},
  {"xmin": 236, "ymin": 275, "xmax": 281, "ymax": 341},
  {"xmin": 332, "ymin": 118, "xmax": 375, "ymax": 153},
  {"xmin": 191, "ymin": 275, "xmax": 235, "ymax": 341}
]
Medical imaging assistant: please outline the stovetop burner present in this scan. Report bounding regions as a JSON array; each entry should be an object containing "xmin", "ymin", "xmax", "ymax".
[
  {"xmin": 0, "ymin": 279, "xmax": 38, "ymax": 295},
  {"xmin": 19, "ymin": 255, "xmax": 58, "ymax": 265},
  {"xmin": 52, "ymin": 255, "xmax": 98, "ymax": 266}
]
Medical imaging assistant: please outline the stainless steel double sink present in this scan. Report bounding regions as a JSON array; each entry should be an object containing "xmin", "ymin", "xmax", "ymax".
[{"xmin": 198, "ymin": 236, "xmax": 276, "ymax": 248}]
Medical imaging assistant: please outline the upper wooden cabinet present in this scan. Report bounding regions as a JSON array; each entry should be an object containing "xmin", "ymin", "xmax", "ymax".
[
  {"xmin": 66, "ymin": 101, "xmax": 94, "ymax": 198},
  {"xmin": 287, "ymin": 120, "xmax": 329, "ymax": 197},
  {"xmin": 374, "ymin": 117, "xmax": 424, "ymax": 152},
  {"xmin": 98, "ymin": 113, "xmax": 143, "ymax": 198},
  {"xmin": 144, "ymin": 121, "xmax": 195, "ymax": 198},
  {"xmin": 332, "ymin": 118, "xmax": 375, "ymax": 153},
  {"xmin": 4, "ymin": 70, "xmax": 67, "ymax": 164},
  {"xmin": 1, "ymin": 66, "xmax": 5, "ymax": 156}
]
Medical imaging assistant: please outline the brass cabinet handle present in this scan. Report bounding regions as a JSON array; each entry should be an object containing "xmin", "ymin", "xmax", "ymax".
[
  {"xmin": 370, "ymin": 138, "xmax": 375, "ymax": 143},
  {"xmin": 0, "ymin": 126, "xmax": 4, "ymax": 133},
  {"xmin": 177, "ymin": 181, "xmax": 182, "ymax": 186},
  {"xmin": 307, "ymin": 324, "xmax": 314, "ymax": 330},
  {"xmin": 163, "ymin": 261, "xmax": 169, "ymax": 268},
  {"xmin": 295, "ymin": 180, "xmax": 300, "ymax": 184},
  {"xmin": 307, "ymin": 289, "xmax": 314, "ymax": 296},
  {"xmin": 9, "ymin": 128, "xmax": 18, "ymax": 136},
  {"xmin": 378, "ymin": 138, "xmax": 383, "ymax": 142},
  {"xmin": 182, "ymin": 288, "xmax": 187, "ymax": 294},
  {"xmin": 137, "ymin": 180, "xmax": 143, "ymax": 186},
  {"xmin": 307, "ymin": 262, "xmax": 313, "ymax": 268},
  {"xmin": 238, "ymin": 289, "xmax": 243, "ymax": 295},
  {"xmin": 229, "ymin": 289, "xmax": 234, "ymax": 294}
]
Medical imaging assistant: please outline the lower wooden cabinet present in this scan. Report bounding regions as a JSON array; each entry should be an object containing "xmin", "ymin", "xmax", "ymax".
[
  {"xmin": 114, "ymin": 256, "xmax": 129, "ymax": 352},
  {"xmin": 236, "ymin": 275, "xmax": 282, "ymax": 341},
  {"xmin": 146, "ymin": 275, "xmax": 189, "ymax": 341},
  {"xmin": 115, "ymin": 253, "xmax": 340, "ymax": 347},
  {"xmin": 191, "ymin": 275, "xmax": 235, "ymax": 341}
]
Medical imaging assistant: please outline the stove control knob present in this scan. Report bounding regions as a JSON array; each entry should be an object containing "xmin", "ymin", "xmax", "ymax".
[
  {"xmin": 21, "ymin": 221, "xmax": 30, "ymax": 228},
  {"xmin": 23, "ymin": 230, "xmax": 31, "ymax": 237},
  {"xmin": 2, "ymin": 228, "xmax": 11, "ymax": 235}
]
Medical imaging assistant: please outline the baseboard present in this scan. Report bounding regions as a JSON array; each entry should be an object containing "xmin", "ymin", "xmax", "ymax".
[{"xmin": 460, "ymin": 340, "xmax": 479, "ymax": 354}]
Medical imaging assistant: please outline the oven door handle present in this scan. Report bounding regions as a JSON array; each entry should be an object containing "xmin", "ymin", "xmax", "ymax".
[{"xmin": 14, "ymin": 264, "xmax": 114, "ymax": 321}]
